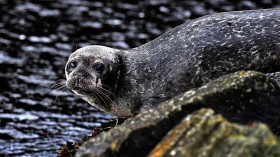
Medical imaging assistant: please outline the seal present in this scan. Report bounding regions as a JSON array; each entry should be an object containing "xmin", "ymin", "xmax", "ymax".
[{"xmin": 65, "ymin": 9, "xmax": 280, "ymax": 117}]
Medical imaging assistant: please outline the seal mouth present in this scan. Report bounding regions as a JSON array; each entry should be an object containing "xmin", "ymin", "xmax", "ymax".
[{"xmin": 73, "ymin": 87, "xmax": 92, "ymax": 95}]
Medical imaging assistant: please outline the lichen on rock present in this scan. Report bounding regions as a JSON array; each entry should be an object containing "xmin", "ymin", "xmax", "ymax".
[{"xmin": 149, "ymin": 108, "xmax": 280, "ymax": 157}]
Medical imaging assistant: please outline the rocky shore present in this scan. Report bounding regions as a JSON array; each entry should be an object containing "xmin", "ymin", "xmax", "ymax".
[{"xmin": 1, "ymin": 1, "xmax": 280, "ymax": 156}]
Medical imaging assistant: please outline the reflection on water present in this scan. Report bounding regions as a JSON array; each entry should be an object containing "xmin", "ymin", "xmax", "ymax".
[{"xmin": 0, "ymin": 0, "xmax": 279, "ymax": 156}]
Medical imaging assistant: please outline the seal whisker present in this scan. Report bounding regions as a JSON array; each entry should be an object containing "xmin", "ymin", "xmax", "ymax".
[
  {"xmin": 97, "ymin": 87, "xmax": 115, "ymax": 99},
  {"xmin": 99, "ymin": 84, "xmax": 111, "ymax": 88},
  {"xmin": 52, "ymin": 83, "xmax": 63, "ymax": 87},
  {"xmin": 52, "ymin": 79, "xmax": 66, "ymax": 85},
  {"xmin": 95, "ymin": 88, "xmax": 112, "ymax": 107},
  {"xmin": 51, "ymin": 87, "xmax": 68, "ymax": 102},
  {"xmin": 90, "ymin": 90, "xmax": 102, "ymax": 107},
  {"xmin": 49, "ymin": 85, "xmax": 68, "ymax": 96},
  {"xmin": 51, "ymin": 86, "xmax": 68, "ymax": 94},
  {"xmin": 55, "ymin": 79, "xmax": 67, "ymax": 82},
  {"xmin": 94, "ymin": 89, "xmax": 107, "ymax": 102},
  {"xmin": 50, "ymin": 82, "xmax": 67, "ymax": 90},
  {"xmin": 49, "ymin": 85, "xmax": 65, "ymax": 94},
  {"xmin": 95, "ymin": 87, "xmax": 114, "ymax": 104},
  {"xmin": 93, "ymin": 89, "xmax": 110, "ymax": 108},
  {"xmin": 97, "ymin": 86, "xmax": 116, "ymax": 100},
  {"xmin": 99, "ymin": 84, "xmax": 118, "ymax": 96},
  {"xmin": 55, "ymin": 84, "xmax": 67, "ymax": 90},
  {"xmin": 92, "ymin": 89, "xmax": 109, "ymax": 108},
  {"xmin": 100, "ymin": 84, "xmax": 114, "ymax": 90}
]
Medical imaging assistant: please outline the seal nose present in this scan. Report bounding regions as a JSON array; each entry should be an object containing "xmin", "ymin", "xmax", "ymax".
[
  {"xmin": 77, "ymin": 72, "xmax": 88, "ymax": 79},
  {"xmin": 75, "ymin": 70, "xmax": 89, "ymax": 80}
]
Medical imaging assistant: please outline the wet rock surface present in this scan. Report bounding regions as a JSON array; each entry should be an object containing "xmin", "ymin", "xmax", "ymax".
[
  {"xmin": 1, "ymin": 0, "xmax": 280, "ymax": 156},
  {"xmin": 76, "ymin": 71, "xmax": 280, "ymax": 157},
  {"xmin": 149, "ymin": 108, "xmax": 280, "ymax": 157}
]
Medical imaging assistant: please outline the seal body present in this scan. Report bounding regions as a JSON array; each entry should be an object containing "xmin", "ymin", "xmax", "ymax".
[{"xmin": 65, "ymin": 9, "xmax": 280, "ymax": 117}]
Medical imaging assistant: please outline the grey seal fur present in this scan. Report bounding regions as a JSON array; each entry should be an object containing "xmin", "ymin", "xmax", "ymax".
[{"xmin": 65, "ymin": 9, "xmax": 280, "ymax": 117}]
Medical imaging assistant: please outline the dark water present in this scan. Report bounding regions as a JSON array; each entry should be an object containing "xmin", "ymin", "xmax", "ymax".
[{"xmin": 0, "ymin": 0, "xmax": 279, "ymax": 156}]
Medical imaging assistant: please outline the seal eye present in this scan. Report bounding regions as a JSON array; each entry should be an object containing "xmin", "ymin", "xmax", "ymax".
[
  {"xmin": 93, "ymin": 63, "xmax": 104, "ymax": 74},
  {"xmin": 69, "ymin": 60, "xmax": 77, "ymax": 69}
]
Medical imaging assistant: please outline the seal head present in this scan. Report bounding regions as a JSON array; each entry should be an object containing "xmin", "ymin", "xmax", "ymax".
[{"xmin": 65, "ymin": 45, "xmax": 121, "ymax": 115}]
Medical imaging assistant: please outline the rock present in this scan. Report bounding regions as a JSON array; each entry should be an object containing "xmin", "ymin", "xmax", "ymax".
[
  {"xmin": 75, "ymin": 71, "xmax": 280, "ymax": 157},
  {"xmin": 58, "ymin": 118, "xmax": 126, "ymax": 157},
  {"xmin": 267, "ymin": 72, "xmax": 280, "ymax": 86},
  {"xmin": 148, "ymin": 108, "xmax": 280, "ymax": 157}
]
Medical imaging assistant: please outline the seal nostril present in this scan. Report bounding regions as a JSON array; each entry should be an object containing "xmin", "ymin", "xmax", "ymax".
[{"xmin": 75, "ymin": 70, "xmax": 89, "ymax": 80}]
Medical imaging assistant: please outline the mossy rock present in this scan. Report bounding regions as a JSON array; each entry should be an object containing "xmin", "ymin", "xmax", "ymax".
[{"xmin": 149, "ymin": 108, "xmax": 280, "ymax": 157}]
